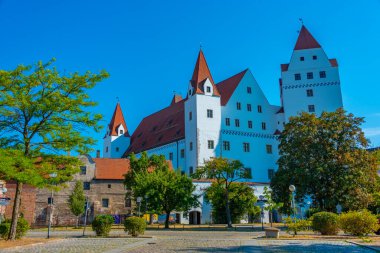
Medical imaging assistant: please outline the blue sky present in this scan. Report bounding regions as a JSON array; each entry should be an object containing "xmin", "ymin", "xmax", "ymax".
[{"xmin": 1, "ymin": 0, "xmax": 379, "ymax": 154}]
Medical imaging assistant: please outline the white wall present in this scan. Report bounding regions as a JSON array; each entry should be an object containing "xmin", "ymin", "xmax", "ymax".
[{"xmin": 103, "ymin": 125, "xmax": 130, "ymax": 158}]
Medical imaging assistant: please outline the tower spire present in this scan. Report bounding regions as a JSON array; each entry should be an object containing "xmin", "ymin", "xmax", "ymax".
[{"xmin": 107, "ymin": 103, "xmax": 129, "ymax": 137}]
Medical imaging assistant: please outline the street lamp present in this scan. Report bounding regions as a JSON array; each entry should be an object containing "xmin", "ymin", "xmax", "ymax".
[
  {"xmin": 47, "ymin": 172, "xmax": 57, "ymax": 239},
  {"xmin": 289, "ymin": 185, "xmax": 296, "ymax": 219},
  {"xmin": 259, "ymin": 195, "xmax": 265, "ymax": 231},
  {"xmin": 136, "ymin": 197, "xmax": 142, "ymax": 217},
  {"xmin": 82, "ymin": 197, "xmax": 90, "ymax": 236}
]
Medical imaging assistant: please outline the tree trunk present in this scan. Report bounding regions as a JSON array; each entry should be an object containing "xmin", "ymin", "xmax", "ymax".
[
  {"xmin": 8, "ymin": 181, "xmax": 23, "ymax": 240},
  {"xmin": 149, "ymin": 214, "xmax": 153, "ymax": 225},
  {"xmin": 270, "ymin": 211, "xmax": 273, "ymax": 227},
  {"xmin": 225, "ymin": 190, "xmax": 232, "ymax": 228},
  {"xmin": 165, "ymin": 212, "xmax": 170, "ymax": 229},
  {"xmin": 76, "ymin": 216, "xmax": 79, "ymax": 228}
]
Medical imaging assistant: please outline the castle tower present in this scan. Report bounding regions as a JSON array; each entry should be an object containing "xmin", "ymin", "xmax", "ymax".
[
  {"xmin": 103, "ymin": 103, "xmax": 130, "ymax": 158},
  {"xmin": 184, "ymin": 49, "xmax": 222, "ymax": 174},
  {"xmin": 280, "ymin": 25, "xmax": 343, "ymax": 121}
]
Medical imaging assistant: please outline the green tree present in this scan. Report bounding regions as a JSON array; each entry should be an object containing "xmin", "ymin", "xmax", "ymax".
[
  {"xmin": 125, "ymin": 153, "xmax": 198, "ymax": 228},
  {"xmin": 271, "ymin": 109, "xmax": 378, "ymax": 213},
  {"xmin": 263, "ymin": 186, "xmax": 283, "ymax": 227},
  {"xmin": 193, "ymin": 157, "xmax": 251, "ymax": 228},
  {"xmin": 68, "ymin": 181, "xmax": 86, "ymax": 228},
  {"xmin": 0, "ymin": 59, "xmax": 108, "ymax": 239},
  {"xmin": 205, "ymin": 182, "xmax": 258, "ymax": 224}
]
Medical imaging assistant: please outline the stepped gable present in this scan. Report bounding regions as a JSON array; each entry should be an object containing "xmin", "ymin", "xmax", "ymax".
[
  {"xmin": 125, "ymin": 99, "xmax": 185, "ymax": 156},
  {"xmin": 216, "ymin": 69, "xmax": 248, "ymax": 106}
]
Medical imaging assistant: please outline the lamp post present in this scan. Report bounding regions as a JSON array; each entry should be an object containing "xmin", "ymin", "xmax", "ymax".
[
  {"xmin": 47, "ymin": 172, "xmax": 57, "ymax": 239},
  {"xmin": 144, "ymin": 195, "xmax": 148, "ymax": 221},
  {"xmin": 0, "ymin": 187, "xmax": 8, "ymax": 225},
  {"xmin": 289, "ymin": 185, "xmax": 296, "ymax": 219},
  {"xmin": 82, "ymin": 196, "xmax": 90, "ymax": 237},
  {"xmin": 259, "ymin": 195, "xmax": 264, "ymax": 231},
  {"xmin": 136, "ymin": 197, "xmax": 142, "ymax": 217}
]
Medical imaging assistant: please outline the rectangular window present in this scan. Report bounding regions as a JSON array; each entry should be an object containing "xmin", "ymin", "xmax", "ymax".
[
  {"xmin": 248, "ymin": 120, "xmax": 253, "ymax": 129},
  {"xmin": 190, "ymin": 142, "xmax": 193, "ymax": 151},
  {"xmin": 180, "ymin": 149, "xmax": 185, "ymax": 158},
  {"xmin": 268, "ymin": 169, "xmax": 275, "ymax": 180},
  {"xmin": 80, "ymin": 166, "xmax": 86, "ymax": 175},
  {"xmin": 106, "ymin": 147, "xmax": 108, "ymax": 153},
  {"xmin": 295, "ymin": 73, "xmax": 301, "ymax": 80},
  {"xmin": 258, "ymin": 105, "xmax": 262, "ymax": 113},
  {"xmin": 48, "ymin": 197, "xmax": 54, "ymax": 205},
  {"xmin": 247, "ymin": 104, "xmax": 252, "ymax": 112},
  {"xmin": 120, "ymin": 130, "xmax": 123, "ymax": 135},
  {"xmin": 313, "ymin": 55, "xmax": 317, "ymax": 60},
  {"xmin": 243, "ymin": 142, "xmax": 250, "ymax": 152},
  {"xmin": 266, "ymin": 144, "xmax": 273, "ymax": 154},
  {"xmin": 236, "ymin": 102, "xmax": 241, "ymax": 110},
  {"xmin": 189, "ymin": 166, "xmax": 194, "ymax": 174},
  {"xmin": 169, "ymin": 152, "xmax": 173, "ymax": 161},
  {"xmin": 308, "ymin": 105, "xmax": 315, "ymax": 112},
  {"xmin": 102, "ymin": 198, "xmax": 109, "ymax": 208},
  {"xmin": 125, "ymin": 198, "xmax": 131, "ymax": 208},
  {"xmin": 208, "ymin": 140, "xmax": 214, "ymax": 149},
  {"xmin": 116, "ymin": 147, "xmax": 119, "ymax": 152},
  {"xmin": 189, "ymin": 112, "xmax": 192, "ymax": 121},
  {"xmin": 300, "ymin": 56, "xmax": 304, "ymax": 61},
  {"xmin": 306, "ymin": 89, "xmax": 313, "ymax": 97},
  {"xmin": 262, "ymin": 122, "xmax": 266, "ymax": 130},
  {"xmin": 108, "ymin": 184, "xmax": 111, "ymax": 189},
  {"xmin": 83, "ymin": 182, "xmax": 91, "ymax": 190},
  {"xmin": 235, "ymin": 119, "xmax": 240, "ymax": 127},
  {"xmin": 223, "ymin": 141, "xmax": 230, "ymax": 151},
  {"xmin": 247, "ymin": 87, "xmax": 252, "ymax": 94},
  {"xmin": 245, "ymin": 168, "xmax": 252, "ymax": 177},
  {"xmin": 207, "ymin": 109, "xmax": 213, "ymax": 118},
  {"xmin": 307, "ymin": 72, "xmax": 313, "ymax": 79},
  {"xmin": 319, "ymin": 71, "xmax": 326, "ymax": 78},
  {"xmin": 225, "ymin": 118, "xmax": 230, "ymax": 126},
  {"xmin": 206, "ymin": 86, "xmax": 211, "ymax": 93}
]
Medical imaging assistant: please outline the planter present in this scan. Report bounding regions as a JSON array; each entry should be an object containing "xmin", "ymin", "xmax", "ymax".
[{"xmin": 264, "ymin": 227, "xmax": 280, "ymax": 238}]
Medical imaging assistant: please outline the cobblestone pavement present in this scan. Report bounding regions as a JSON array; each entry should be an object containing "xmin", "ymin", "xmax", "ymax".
[{"xmin": 1, "ymin": 230, "xmax": 376, "ymax": 253}]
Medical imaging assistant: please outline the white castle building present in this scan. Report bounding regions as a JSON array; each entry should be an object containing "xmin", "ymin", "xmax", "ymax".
[{"xmin": 103, "ymin": 25, "xmax": 343, "ymax": 184}]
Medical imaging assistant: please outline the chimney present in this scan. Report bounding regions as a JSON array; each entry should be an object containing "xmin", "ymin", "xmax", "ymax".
[{"xmin": 96, "ymin": 150, "xmax": 100, "ymax": 158}]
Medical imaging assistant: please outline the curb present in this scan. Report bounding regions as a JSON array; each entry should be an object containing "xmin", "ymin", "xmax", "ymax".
[{"xmin": 346, "ymin": 240, "xmax": 380, "ymax": 252}]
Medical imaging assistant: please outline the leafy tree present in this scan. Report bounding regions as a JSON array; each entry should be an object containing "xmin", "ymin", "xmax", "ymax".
[
  {"xmin": 205, "ymin": 182, "xmax": 258, "ymax": 224},
  {"xmin": 125, "ymin": 153, "xmax": 198, "ymax": 228},
  {"xmin": 0, "ymin": 59, "xmax": 108, "ymax": 239},
  {"xmin": 263, "ymin": 186, "xmax": 283, "ymax": 227},
  {"xmin": 193, "ymin": 157, "xmax": 251, "ymax": 228},
  {"xmin": 271, "ymin": 109, "xmax": 378, "ymax": 214},
  {"xmin": 68, "ymin": 181, "xmax": 86, "ymax": 228}
]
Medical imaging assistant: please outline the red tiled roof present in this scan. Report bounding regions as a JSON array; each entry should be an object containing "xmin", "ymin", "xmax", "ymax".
[
  {"xmin": 107, "ymin": 103, "xmax": 130, "ymax": 137},
  {"xmin": 329, "ymin": 58, "xmax": 338, "ymax": 67},
  {"xmin": 216, "ymin": 69, "xmax": 248, "ymax": 106},
  {"xmin": 125, "ymin": 99, "xmax": 185, "ymax": 155},
  {"xmin": 93, "ymin": 158, "xmax": 130, "ymax": 180},
  {"xmin": 281, "ymin": 64, "xmax": 289, "ymax": 72},
  {"xmin": 294, "ymin": 25, "xmax": 321, "ymax": 50},
  {"xmin": 190, "ymin": 50, "xmax": 220, "ymax": 96},
  {"xmin": 170, "ymin": 94, "xmax": 183, "ymax": 105}
]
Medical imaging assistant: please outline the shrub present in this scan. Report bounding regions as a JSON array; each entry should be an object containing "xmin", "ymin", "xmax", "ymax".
[
  {"xmin": 284, "ymin": 217, "xmax": 311, "ymax": 235},
  {"xmin": 0, "ymin": 217, "xmax": 30, "ymax": 239},
  {"xmin": 305, "ymin": 207, "xmax": 321, "ymax": 219},
  {"xmin": 91, "ymin": 215, "xmax": 114, "ymax": 236},
  {"xmin": 124, "ymin": 217, "xmax": 147, "ymax": 237},
  {"xmin": 311, "ymin": 212, "xmax": 339, "ymax": 235},
  {"xmin": 339, "ymin": 210, "xmax": 379, "ymax": 236}
]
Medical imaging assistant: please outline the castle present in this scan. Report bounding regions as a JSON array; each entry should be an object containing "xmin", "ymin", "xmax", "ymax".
[{"xmin": 103, "ymin": 25, "xmax": 343, "ymax": 183}]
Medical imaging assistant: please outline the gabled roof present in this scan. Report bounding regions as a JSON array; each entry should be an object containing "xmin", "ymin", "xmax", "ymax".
[
  {"xmin": 124, "ymin": 99, "xmax": 185, "ymax": 156},
  {"xmin": 294, "ymin": 25, "xmax": 321, "ymax": 50},
  {"xmin": 170, "ymin": 94, "xmax": 183, "ymax": 105},
  {"xmin": 107, "ymin": 103, "xmax": 129, "ymax": 137},
  {"xmin": 94, "ymin": 158, "xmax": 130, "ymax": 180},
  {"xmin": 329, "ymin": 58, "xmax": 338, "ymax": 67},
  {"xmin": 190, "ymin": 50, "xmax": 220, "ymax": 96},
  {"xmin": 216, "ymin": 69, "xmax": 248, "ymax": 106}
]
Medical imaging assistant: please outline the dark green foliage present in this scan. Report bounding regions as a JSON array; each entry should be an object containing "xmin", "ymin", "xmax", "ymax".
[
  {"xmin": 283, "ymin": 217, "xmax": 311, "ymax": 235},
  {"xmin": 311, "ymin": 212, "xmax": 340, "ymax": 235},
  {"xmin": 0, "ymin": 217, "xmax": 30, "ymax": 239},
  {"xmin": 271, "ymin": 109, "xmax": 378, "ymax": 213},
  {"xmin": 91, "ymin": 215, "xmax": 114, "ymax": 236},
  {"xmin": 124, "ymin": 217, "xmax": 147, "ymax": 237},
  {"xmin": 339, "ymin": 210, "xmax": 379, "ymax": 236},
  {"xmin": 205, "ymin": 182, "xmax": 258, "ymax": 224},
  {"xmin": 305, "ymin": 207, "xmax": 322, "ymax": 218}
]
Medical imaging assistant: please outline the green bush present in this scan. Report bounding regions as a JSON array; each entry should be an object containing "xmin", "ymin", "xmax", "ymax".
[
  {"xmin": 305, "ymin": 207, "xmax": 321, "ymax": 219},
  {"xmin": 284, "ymin": 217, "xmax": 311, "ymax": 235},
  {"xmin": 311, "ymin": 212, "xmax": 339, "ymax": 235},
  {"xmin": 339, "ymin": 210, "xmax": 379, "ymax": 236},
  {"xmin": 124, "ymin": 217, "xmax": 147, "ymax": 237},
  {"xmin": 91, "ymin": 215, "xmax": 114, "ymax": 236},
  {"xmin": 0, "ymin": 217, "xmax": 30, "ymax": 239}
]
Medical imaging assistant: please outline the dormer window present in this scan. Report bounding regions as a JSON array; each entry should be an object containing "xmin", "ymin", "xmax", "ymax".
[
  {"xmin": 188, "ymin": 89, "xmax": 192, "ymax": 96},
  {"xmin": 120, "ymin": 129, "xmax": 123, "ymax": 135},
  {"xmin": 206, "ymin": 86, "xmax": 211, "ymax": 93}
]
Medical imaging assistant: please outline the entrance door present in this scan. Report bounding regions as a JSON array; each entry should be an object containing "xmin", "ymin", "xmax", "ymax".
[{"xmin": 189, "ymin": 211, "xmax": 201, "ymax": 225}]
